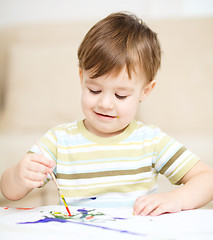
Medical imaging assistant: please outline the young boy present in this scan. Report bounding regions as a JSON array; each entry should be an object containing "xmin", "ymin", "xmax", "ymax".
[{"xmin": 1, "ymin": 12, "xmax": 213, "ymax": 216}]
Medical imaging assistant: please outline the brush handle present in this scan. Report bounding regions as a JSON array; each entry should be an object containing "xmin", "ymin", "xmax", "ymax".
[
  {"xmin": 50, "ymin": 172, "xmax": 61, "ymax": 193},
  {"xmin": 35, "ymin": 140, "xmax": 60, "ymax": 191},
  {"xmin": 35, "ymin": 139, "xmax": 71, "ymax": 216}
]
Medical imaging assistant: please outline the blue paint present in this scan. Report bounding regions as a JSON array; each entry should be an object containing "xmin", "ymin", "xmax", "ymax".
[
  {"xmin": 90, "ymin": 197, "xmax": 96, "ymax": 200},
  {"xmin": 61, "ymin": 219, "xmax": 146, "ymax": 237},
  {"xmin": 18, "ymin": 216, "xmax": 145, "ymax": 237},
  {"xmin": 77, "ymin": 208, "xmax": 90, "ymax": 219},
  {"xmin": 18, "ymin": 217, "xmax": 69, "ymax": 224},
  {"xmin": 113, "ymin": 217, "xmax": 127, "ymax": 220},
  {"xmin": 77, "ymin": 208, "xmax": 89, "ymax": 215}
]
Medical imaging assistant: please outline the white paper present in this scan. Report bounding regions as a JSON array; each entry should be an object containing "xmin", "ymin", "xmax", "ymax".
[{"xmin": 0, "ymin": 205, "xmax": 212, "ymax": 240}]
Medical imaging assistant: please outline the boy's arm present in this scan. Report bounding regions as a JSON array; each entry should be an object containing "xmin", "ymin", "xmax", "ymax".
[
  {"xmin": 0, "ymin": 153, "xmax": 55, "ymax": 201},
  {"xmin": 175, "ymin": 161, "xmax": 213, "ymax": 209},
  {"xmin": 0, "ymin": 164, "xmax": 33, "ymax": 200},
  {"xmin": 133, "ymin": 161, "xmax": 213, "ymax": 216}
]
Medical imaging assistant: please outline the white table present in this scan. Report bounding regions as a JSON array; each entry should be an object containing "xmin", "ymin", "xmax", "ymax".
[{"xmin": 0, "ymin": 205, "xmax": 213, "ymax": 240}]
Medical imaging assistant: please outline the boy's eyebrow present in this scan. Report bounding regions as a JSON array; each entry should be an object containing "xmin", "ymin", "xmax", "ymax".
[
  {"xmin": 117, "ymin": 87, "xmax": 134, "ymax": 92},
  {"xmin": 85, "ymin": 79, "xmax": 97, "ymax": 84},
  {"xmin": 85, "ymin": 79, "xmax": 134, "ymax": 92}
]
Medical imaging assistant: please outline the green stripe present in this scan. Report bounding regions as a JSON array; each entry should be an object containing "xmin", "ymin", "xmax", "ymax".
[
  {"xmin": 169, "ymin": 157, "xmax": 200, "ymax": 184},
  {"xmin": 40, "ymin": 133, "xmax": 57, "ymax": 157},
  {"xmin": 57, "ymin": 166, "xmax": 152, "ymax": 180},
  {"xmin": 56, "ymin": 144, "xmax": 158, "ymax": 163},
  {"xmin": 62, "ymin": 179, "xmax": 157, "ymax": 197},
  {"xmin": 159, "ymin": 146, "xmax": 187, "ymax": 174}
]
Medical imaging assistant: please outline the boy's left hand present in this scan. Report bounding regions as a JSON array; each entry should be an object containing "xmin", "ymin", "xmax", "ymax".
[
  {"xmin": 133, "ymin": 191, "xmax": 182, "ymax": 216},
  {"xmin": 133, "ymin": 161, "xmax": 213, "ymax": 216}
]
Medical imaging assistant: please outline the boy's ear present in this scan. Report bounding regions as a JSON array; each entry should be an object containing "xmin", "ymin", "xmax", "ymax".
[
  {"xmin": 79, "ymin": 67, "xmax": 83, "ymax": 86},
  {"xmin": 139, "ymin": 80, "xmax": 156, "ymax": 102}
]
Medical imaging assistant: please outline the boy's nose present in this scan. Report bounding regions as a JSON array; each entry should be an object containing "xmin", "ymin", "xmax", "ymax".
[{"xmin": 98, "ymin": 94, "xmax": 114, "ymax": 109}]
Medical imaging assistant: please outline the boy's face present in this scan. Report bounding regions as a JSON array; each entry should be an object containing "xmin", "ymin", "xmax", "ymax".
[{"xmin": 79, "ymin": 67, "xmax": 155, "ymax": 137}]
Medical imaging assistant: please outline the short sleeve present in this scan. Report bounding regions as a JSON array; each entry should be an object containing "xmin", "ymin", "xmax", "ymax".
[
  {"xmin": 154, "ymin": 133, "xmax": 200, "ymax": 185},
  {"xmin": 30, "ymin": 128, "xmax": 57, "ymax": 163}
]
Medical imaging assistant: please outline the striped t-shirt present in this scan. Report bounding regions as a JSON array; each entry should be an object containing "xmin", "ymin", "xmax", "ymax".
[{"xmin": 31, "ymin": 120, "xmax": 199, "ymax": 208}]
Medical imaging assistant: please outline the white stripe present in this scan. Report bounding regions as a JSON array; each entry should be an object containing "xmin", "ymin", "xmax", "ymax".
[
  {"xmin": 64, "ymin": 186, "xmax": 159, "ymax": 206},
  {"xmin": 167, "ymin": 153, "xmax": 195, "ymax": 179},
  {"xmin": 164, "ymin": 150, "xmax": 193, "ymax": 176},
  {"xmin": 155, "ymin": 142, "xmax": 182, "ymax": 171},
  {"xmin": 45, "ymin": 132, "xmax": 57, "ymax": 145},
  {"xmin": 56, "ymin": 157, "xmax": 153, "ymax": 173},
  {"xmin": 58, "ymin": 172, "xmax": 156, "ymax": 187},
  {"xmin": 60, "ymin": 178, "xmax": 155, "ymax": 190}
]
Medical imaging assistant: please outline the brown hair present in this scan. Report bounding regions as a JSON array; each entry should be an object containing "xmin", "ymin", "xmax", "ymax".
[{"xmin": 78, "ymin": 12, "xmax": 161, "ymax": 81}]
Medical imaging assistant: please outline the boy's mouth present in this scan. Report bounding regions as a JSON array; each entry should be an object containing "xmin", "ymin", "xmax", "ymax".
[{"xmin": 95, "ymin": 112, "xmax": 117, "ymax": 119}]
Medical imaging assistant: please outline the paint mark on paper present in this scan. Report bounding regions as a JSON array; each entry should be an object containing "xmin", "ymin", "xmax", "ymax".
[
  {"xmin": 17, "ymin": 209, "xmax": 145, "ymax": 237},
  {"xmin": 18, "ymin": 208, "xmax": 127, "ymax": 224},
  {"xmin": 16, "ymin": 207, "xmax": 35, "ymax": 210},
  {"xmin": 18, "ymin": 217, "xmax": 68, "ymax": 224}
]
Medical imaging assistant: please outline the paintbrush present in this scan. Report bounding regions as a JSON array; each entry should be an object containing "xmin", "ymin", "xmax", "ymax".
[{"xmin": 35, "ymin": 140, "xmax": 72, "ymax": 216}]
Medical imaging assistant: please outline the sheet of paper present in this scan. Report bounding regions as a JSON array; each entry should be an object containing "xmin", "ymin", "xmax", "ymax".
[{"xmin": 0, "ymin": 205, "xmax": 212, "ymax": 240}]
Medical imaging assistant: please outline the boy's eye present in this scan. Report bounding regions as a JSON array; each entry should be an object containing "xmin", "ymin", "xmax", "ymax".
[
  {"xmin": 115, "ymin": 93, "xmax": 127, "ymax": 100},
  {"xmin": 89, "ymin": 89, "xmax": 101, "ymax": 94}
]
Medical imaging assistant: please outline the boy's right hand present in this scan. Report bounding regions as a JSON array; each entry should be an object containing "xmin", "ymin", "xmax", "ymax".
[{"xmin": 16, "ymin": 153, "xmax": 55, "ymax": 189}]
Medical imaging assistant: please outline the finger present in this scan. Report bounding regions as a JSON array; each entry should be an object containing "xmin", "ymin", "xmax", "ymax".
[
  {"xmin": 149, "ymin": 205, "xmax": 166, "ymax": 216},
  {"xmin": 28, "ymin": 153, "xmax": 55, "ymax": 168},
  {"xmin": 23, "ymin": 179, "xmax": 44, "ymax": 189},
  {"xmin": 25, "ymin": 170, "xmax": 48, "ymax": 181},
  {"xmin": 26, "ymin": 161, "xmax": 53, "ymax": 174},
  {"xmin": 140, "ymin": 201, "xmax": 159, "ymax": 216},
  {"xmin": 18, "ymin": 170, "xmax": 45, "ymax": 189},
  {"xmin": 150, "ymin": 202, "xmax": 181, "ymax": 216},
  {"xmin": 133, "ymin": 196, "xmax": 147, "ymax": 215}
]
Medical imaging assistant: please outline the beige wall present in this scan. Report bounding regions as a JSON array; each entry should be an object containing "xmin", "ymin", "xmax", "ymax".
[
  {"xmin": 138, "ymin": 18, "xmax": 213, "ymax": 134},
  {"xmin": 0, "ymin": 18, "xmax": 212, "ymax": 206},
  {"xmin": 136, "ymin": 18, "xmax": 213, "ymax": 167}
]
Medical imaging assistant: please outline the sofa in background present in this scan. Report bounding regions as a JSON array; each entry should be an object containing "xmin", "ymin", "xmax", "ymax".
[{"xmin": 0, "ymin": 18, "xmax": 213, "ymax": 208}]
